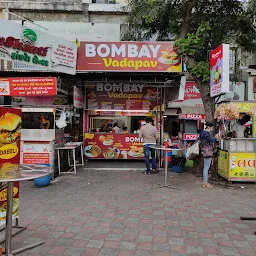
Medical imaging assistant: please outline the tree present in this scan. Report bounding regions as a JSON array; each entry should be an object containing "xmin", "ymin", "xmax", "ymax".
[{"xmin": 123, "ymin": 0, "xmax": 256, "ymax": 122}]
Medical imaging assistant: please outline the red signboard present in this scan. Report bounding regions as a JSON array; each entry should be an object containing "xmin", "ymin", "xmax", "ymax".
[
  {"xmin": 186, "ymin": 114, "xmax": 206, "ymax": 120},
  {"xmin": 183, "ymin": 133, "xmax": 199, "ymax": 140},
  {"xmin": 210, "ymin": 44, "xmax": 229, "ymax": 97},
  {"xmin": 23, "ymin": 153, "xmax": 50, "ymax": 164},
  {"xmin": 87, "ymin": 83, "xmax": 160, "ymax": 110},
  {"xmin": 77, "ymin": 41, "xmax": 182, "ymax": 72},
  {"xmin": 184, "ymin": 81, "xmax": 201, "ymax": 100},
  {"xmin": 0, "ymin": 77, "xmax": 57, "ymax": 97},
  {"xmin": 84, "ymin": 133, "xmax": 144, "ymax": 159}
]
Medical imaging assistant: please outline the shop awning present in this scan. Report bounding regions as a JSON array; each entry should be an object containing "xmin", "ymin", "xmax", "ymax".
[
  {"xmin": 180, "ymin": 106, "xmax": 205, "ymax": 114},
  {"xmin": 164, "ymin": 108, "xmax": 179, "ymax": 116}
]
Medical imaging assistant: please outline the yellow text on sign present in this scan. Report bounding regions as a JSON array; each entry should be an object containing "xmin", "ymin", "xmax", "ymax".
[
  {"xmin": 0, "ymin": 187, "xmax": 18, "ymax": 201},
  {"xmin": 0, "ymin": 144, "xmax": 19, "ymax": 159}
]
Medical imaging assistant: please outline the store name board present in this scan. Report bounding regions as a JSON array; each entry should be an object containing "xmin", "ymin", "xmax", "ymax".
[
  {"xmin": 77, "ymin": 41, "xmax": 182, "ymax": 72},
  {"xmin": 0, "ymin": 20, "xmax": 77, "ymax": 75},
  {"xmin": 179, "ymin": 114, "xmax": 206, "ymax": 120},
  {"xmin": 210, "ymin": 44, "xmax": 230, "ymax": 97},
  {"xmin": 96, "ymin": 83, "xmax": 144, "ymax": 93},
  {"xmin": 87, "ymin": 83, "xmax": 160, "ymax": 110},
  {"xmin": 0, "ymin": 77, "xmax": 57, "ymax": 97}
]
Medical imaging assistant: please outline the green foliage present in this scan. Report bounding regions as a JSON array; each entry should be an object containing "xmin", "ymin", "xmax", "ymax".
[{"xmin": 189, "ymin": 61, "xmax": 210, "ymax": 82}]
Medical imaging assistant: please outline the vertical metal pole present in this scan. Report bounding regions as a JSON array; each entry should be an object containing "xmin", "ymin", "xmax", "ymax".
[
  {"xmin": 164, "ymin": 149, "xmax": 168, "ymax": 186},
  {"xmin": 57, "ymin": 149, "xmax": 61, "ymax": 175},
  {"xmin": 81, "ymin": 144, "xmax": 84, "ymax": 166},
  {"xmin": 5, "ymin": 182, "xmax": 14, "ymax": 254},
  {"xmin": 73, "ymin": 148, "xmax": 76, "ymax": 174}
]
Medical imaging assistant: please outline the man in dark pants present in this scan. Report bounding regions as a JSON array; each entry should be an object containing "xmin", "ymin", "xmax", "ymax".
[{"xmin": 139, "ymin": 117, "xmax": 158, "ymax": 174}]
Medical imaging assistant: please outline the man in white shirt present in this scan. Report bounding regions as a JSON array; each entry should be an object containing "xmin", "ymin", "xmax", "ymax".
[{"xmin": 232, "ymin": 115, "xmax": 250, "ymax": 138}]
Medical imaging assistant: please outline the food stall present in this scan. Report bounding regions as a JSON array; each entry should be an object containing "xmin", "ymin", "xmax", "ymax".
[
  {"xmin": 20, "ymin": 108, "xmax": 55, "ymax": 170},
  {"xmin": 216, "ymin": 102, "xmax": 256, "ymax": 182},
  {"xmin": 84, "ymin": 83, "xmax": 159, "ymax": 160}
]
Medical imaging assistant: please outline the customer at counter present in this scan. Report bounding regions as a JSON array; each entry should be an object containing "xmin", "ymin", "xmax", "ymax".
[{"xmin": 232, "ymin": 115, "xmax": 250, "ymax": 138}]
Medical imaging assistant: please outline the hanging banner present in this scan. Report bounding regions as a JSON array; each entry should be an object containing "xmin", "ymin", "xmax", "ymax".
[
  {"xmin": 0, "ymin": 20, "xmax": 77, "ymax": 75},
  {"xmin": 210, "ymin": 44, "xmax": 230, "ymax": 97},
  {"xmin": 0, "ymin": 107, "xmax": 21, "ymax": 226},
  {"xmin": 0, "ymin": 77, "xmax": 57, "ymax": 97},
  {"xmin": 74, "ymin": 86, "xmax": 83, "ymax": 109},
  {"xmin": 86, "ymin": 83, "xmax": 160, "ymax": 110},
  {"xmin": 77, "ymin": 41, "xmax": 182, "ymax": 72}
]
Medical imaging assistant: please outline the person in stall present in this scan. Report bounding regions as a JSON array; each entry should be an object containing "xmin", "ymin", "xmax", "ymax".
[
  {"xmin": 122, "ymin": 126, "xmax": 128, "ymax": 134},
  {"xmin": 232, "ymin": 115, "xmax": 251, "ymax": 138},
  {"xmin": 112, "ymin": 123, "xmax": 121, "ymax": 133},
  {"xmin": 40, "ymin": 115, "xmax": 50, "ymax": 129}
]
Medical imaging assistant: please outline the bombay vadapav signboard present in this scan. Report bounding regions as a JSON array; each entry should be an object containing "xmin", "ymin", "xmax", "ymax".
[
  {"xmin": 77, "ymin": 41, "xmax": 182, "ymax": 72},
  {"xmin": 0, "ymin": 107, "xmax": 21, "ymax": 225}
]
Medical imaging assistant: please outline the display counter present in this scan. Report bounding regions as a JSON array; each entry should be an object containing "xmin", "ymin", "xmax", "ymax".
[
  {"xmin": 218, "ymin": 138, "xmax": 256, "ymax": 181},
  {"xmin": 84, "ymin": 133, "xmax": 144, "ymax": 159}
]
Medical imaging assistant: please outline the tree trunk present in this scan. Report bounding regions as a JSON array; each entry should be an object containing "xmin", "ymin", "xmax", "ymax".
[
  {"xmin": 179, "ymin": 0, "xmax": 197, "ymax": 38},
  {"xmin": 193, "ymin": 78, "xmax": 215, "ymax": 122}
]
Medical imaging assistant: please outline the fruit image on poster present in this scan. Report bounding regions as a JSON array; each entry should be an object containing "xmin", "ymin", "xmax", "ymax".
[
  {"xmin": 0, "ymin": 107, "xmax": 21, "ymax": 226},
  {"xmin": 229, "ymin": 152, "xmax": 256, "ymax": 181},
  {"xmin": 84, "ymin": 133, "xmax": 144, "ymax": 159},
  {"xmin": 210, "ymin": 44, "xmax": 229, "ymax": 97}
]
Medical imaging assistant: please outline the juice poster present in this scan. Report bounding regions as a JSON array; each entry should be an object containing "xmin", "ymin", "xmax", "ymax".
[{"xmin": 0, "ymin": 107, "xmax": 21, "ymax": 226}]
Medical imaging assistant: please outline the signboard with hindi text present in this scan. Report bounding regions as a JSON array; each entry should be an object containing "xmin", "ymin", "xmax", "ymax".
[{"xmin": 0, "ymin": 20, "xmax": 77, "ymax": 75}]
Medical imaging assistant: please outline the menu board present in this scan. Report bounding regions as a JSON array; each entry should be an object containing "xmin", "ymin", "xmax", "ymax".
[
  {"xmin": 0, "ymin": 107, "xmax": 21, "ymax": 226},
  {"xmin": 84, "ymin": 133, "xmax": 144, "ymax": 159},
  {"xmin": 86, "ymin": 83, "xmax": 160, "ymax": 110}
]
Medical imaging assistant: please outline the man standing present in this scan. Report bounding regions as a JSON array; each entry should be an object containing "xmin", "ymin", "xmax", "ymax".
[{"xmin": 139, "ymin": 117, "xmax": 158, "ymax": 174}]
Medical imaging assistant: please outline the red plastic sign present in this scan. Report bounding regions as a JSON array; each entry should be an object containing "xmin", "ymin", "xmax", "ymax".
[
  {"xmin": 0, "ymin": 77, "xmax": 57, "ymax": 96},
  {"xmin": 23, "ymin": 153, "xmax": 50, "ymax": 164},
  {"xmin": 183, "ymin": 133, "xmax": 199, "ymax": 140},
  {"xmin": 77, "ymin": 42, "xmax": 182, "ymax": 72}
]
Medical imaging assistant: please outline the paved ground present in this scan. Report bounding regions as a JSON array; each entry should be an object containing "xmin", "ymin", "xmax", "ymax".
[{"xmin": 3, "ymin": 168, "xmax": 256, "ymax": 256}]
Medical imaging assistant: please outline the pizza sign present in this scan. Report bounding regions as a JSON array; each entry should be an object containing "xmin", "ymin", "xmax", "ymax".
[
  {"xmin": 183, "ymin": 133, "xmax": 199, "ymax": 140},
  {"xmin": 186, "ymin": 114, "xmax": 206, "ymax": 120}
]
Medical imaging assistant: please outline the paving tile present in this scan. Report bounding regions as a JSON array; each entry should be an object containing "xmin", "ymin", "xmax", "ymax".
[{"xmin": 86, "ymin": 240, "xmax": 104, "ymax": 249}]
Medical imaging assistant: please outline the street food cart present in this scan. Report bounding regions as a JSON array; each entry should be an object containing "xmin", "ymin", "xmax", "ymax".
[
  {"xmin": 216, "ymin": 102, "xmax": 256, "ymax": 182},
  {"xmin": 84, "ymin": 83, "xmax": 160, "ymax": 160}
]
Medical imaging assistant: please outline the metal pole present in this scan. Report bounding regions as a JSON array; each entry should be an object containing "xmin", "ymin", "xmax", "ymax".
[
  {"xmin": 164, "ymin": 150, "xmax": 168, "ymax": 186},
  {"xmin": 5, "ymin": 182, "xmax": 14, "ymax": 254}
]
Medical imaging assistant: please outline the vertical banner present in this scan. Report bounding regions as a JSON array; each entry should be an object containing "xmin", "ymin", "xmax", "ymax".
[
  {"xmin": 0, "ymin": 107, "xmax": 21, "ymax": 226},
  {"xmin": 74, "ymin": 86, "xmax": 83, "ymax": 109},
  {"xmin": 210, "ymin": 44, "xmax": 230, "ymax": 97}
]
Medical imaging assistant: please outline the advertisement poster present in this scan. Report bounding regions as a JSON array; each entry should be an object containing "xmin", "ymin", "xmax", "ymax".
[
  {"xmin": 0, "ymin": 77, "xmax": 57, "ymax": 97},
  {"xmin": 84, "ymin": 133, "xmax": 144, "ymax": 159},
  {"xmin": 74, "ymin": 86, "xmax": 83, "ymax": 109},
  {"xmin": 0, "ymin": 20, "xmax": 77, "ymax": 75},
  {"xmin": 23, "ymin": 153, "xmax": 50, "ymax": 164},
  {"xmin": 86, "ymin": 83, "xmax": 160, "ymax": 110},
  {"xmin": 218, "ymin": 150, "xmax": 229, "ymax": 179},
  {"xmin": 210, "ymin": 44, "xmax": 230, "ymax": 97},
  {"xmin": 0, "ymin": 107, "xmax": 21, "ymax": 226},
  {"xmin": 22, "ymin": 142, "xmax": 50, "ymax": 165},
  {"xmin": 77, "ymin": 41, "xmax": 182, "ymax": 72},
  {"xmin": 229, "ymin": 152, "xmax": 256, "ymax": 181}
]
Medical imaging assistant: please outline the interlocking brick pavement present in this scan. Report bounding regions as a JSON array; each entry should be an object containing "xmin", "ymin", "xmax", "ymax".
[{"xmin": 3, "ymin": 169, "xmax": 256, "ymax": 255}]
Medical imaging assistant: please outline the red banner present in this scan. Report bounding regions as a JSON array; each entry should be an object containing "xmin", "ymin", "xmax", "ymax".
[
  {"xmin": 23, "ymin": 153, "xmax": 50, "ymax": 164},
  {"xmin": 84, "ymin": 133, "xmax": 144, "ymax": 159},
  {"xmin": 87, "ymin": 83, "xmax": 160, "ymax": 110},
  {"xmin": 77, "ymin": 41, "xmax": 182, "ymax": 72},
  {"xmin": 183, "ymin": 133, "xmax": 199, "ymax": 140},
  {"xmin": 0, "ymin": 77, "xmax": 57, "ymax": 97}
]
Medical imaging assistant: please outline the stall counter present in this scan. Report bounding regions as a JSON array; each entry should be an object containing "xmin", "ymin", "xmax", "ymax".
[
  {"xmin": 218, "ymin": 138, "xmax": 256, "ymax": 182},
  {"xmin": 84, "ymin": 133, "xmax": 144, "ymax": 159}
]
